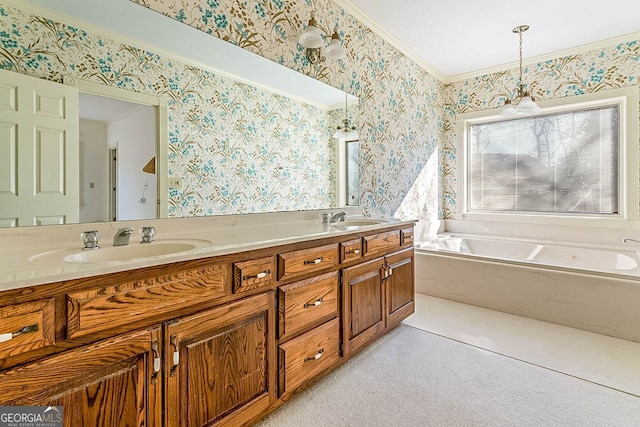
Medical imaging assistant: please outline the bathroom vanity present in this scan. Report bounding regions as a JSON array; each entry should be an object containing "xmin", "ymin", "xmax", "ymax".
[{"xmin": 0, "ymin": 216, "xmax": 415, "ymax": 426}]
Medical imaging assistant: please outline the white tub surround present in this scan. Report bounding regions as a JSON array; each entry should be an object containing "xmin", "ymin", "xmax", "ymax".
[
  {"xmin": 416, "ymin": 234, "xmax": 640, "ymax": 343},
  {"xmin": 0, "ymin": 208, "xmax": 413, "ymax": 291},
  {"xmin": 420, "ymin": 235, "xmax": 640, "ymax": 276}
]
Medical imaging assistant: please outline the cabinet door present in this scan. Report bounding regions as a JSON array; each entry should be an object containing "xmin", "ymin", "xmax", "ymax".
[
  {"xmin": 385, "ymin": 248, "xmax": 415, "ymax": 327},
  {"xmin": 342, "ymin": 257, "xmax": 385, "ymax": 357},
  {"xmin": 0, "ymin": 327, "xmax": 162, "ymax": 426},
  {"xmin": 165, "ymin": 292, "xmax": 276, "ymax": 427}
]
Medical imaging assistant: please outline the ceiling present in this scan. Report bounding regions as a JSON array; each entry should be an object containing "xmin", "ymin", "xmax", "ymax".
[
  {"xmin": 79, "ymin": 93, "xmax": 143, "ymax": 122},
  {"xmin": 345, "ymin": 0, "xmax": 640, "ymax": 79}
]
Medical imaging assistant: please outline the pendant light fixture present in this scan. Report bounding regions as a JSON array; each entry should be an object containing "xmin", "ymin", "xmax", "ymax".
[
  {"xmin": 298, "ymin": 12, "xmax": 346, "ymax": 63},
  {"xmin": 334, "ymin": 93, "xmax": 357, "ymax": 139},
  {"xmin": 500, "ymin": 25, "xmax": 542, "ymax": 117}
]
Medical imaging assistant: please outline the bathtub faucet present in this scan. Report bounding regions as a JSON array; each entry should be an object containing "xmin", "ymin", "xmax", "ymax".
[{"xmin": 622, "ymin": 237, "xmax": 640, "ymax": 245}]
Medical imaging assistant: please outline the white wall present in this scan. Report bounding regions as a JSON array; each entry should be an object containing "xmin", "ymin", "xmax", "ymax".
[
  {"xmin": 107, "ymin": 105, "xmax": 157, "ymax": 221},
  {"xmin": 79, "ymin": 119, "xmax": 109, "ymax": 223}
]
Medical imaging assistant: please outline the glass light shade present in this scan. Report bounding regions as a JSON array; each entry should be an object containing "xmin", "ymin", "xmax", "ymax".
[
  {"xmin": 324, "ymin": 38, "xmax": 346, "ymax": 60},
  {"xmin": 298, "ymin": 25, "xmax": 324, "ymax": 48},
  {"xmin": 516, "ymin": 96, "xmax": 542, "ymax": 115},
  {"xmin": 499, "ymin": 101, "xmax": 518, "ymax": 117},
  {"xmin": 334, "ymin": 128, "xmax": 358, "ymax": 139}
]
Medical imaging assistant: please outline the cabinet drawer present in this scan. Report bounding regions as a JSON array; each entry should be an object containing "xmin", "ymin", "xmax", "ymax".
[
  {"xmin": 277, "ymin": 244, "xmax": 338, "ymax": 281},
  {"xmin": 340, "ymin": 238, "xmax": 362, "ymax": 263},
  {"xmin": 67, "ymin": 263, "xmax": 228, "ymax": 338},
  {"xmin": 400, "ymin": 227, "xmax": 414, "ymax": 247},
  {"xmin": 278, "ymin": 318, "xmax": 340, "ymax": 396},
  {"xmin": 0, "ymin": 299, "xmax": 55, "ymax": 359},
  {"xmin": 278, "ymin": 271, "xmax": 338, "ymax": 340},
  {"xmin": 362, "ymin": 230, "xmax": 400, "ymax": 256},
  {"xmin": 233, "ymin": 256, "xmax": 276, "ymax": 293}
]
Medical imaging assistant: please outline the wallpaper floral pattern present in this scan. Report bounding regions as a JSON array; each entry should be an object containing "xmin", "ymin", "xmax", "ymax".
[
  {"xmin": 0, "ymin": 2, "xmax": 345, "ymax": 217},
  {"xmin": 442, "ymin": 41, "xmax": 640, "ymax": 219},
  {"xmin": 0, "ymin": 0, "xmax": 443, "ymax": 220},
  {"xmin": 127, "ymin": 0, "xmax": 444, "ymax": 219},
  {"xmin": 3, "ymin": 1, "xmax": 638, "ymax": 223}
]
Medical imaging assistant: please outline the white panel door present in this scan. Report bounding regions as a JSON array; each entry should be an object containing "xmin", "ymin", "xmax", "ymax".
[{"xmin": 0, "ymin": 69, "xmax": 79, "ymax": 227}]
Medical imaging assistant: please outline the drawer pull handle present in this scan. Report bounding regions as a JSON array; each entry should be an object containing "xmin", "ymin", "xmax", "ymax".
[
  {"xmin": 304, "ymin": 348, "xmax": 324, "ymax": 363},
  {"xmin": 242, "ymin": 270, "xmax": 270, "ymax": 281},
  {"xmin": 151, "ymin": 339, "xmax": 161, "ymax": 380},
  {"xmin": 170, "ymin": 335, "xmax": 179, "ymax": 376},
  {"xmin": 346, "ymin": 248, "xmax": 360, "ymax": 255},
  {"xmin": 304, "ymin": 257, "xmax": 323, "ymax": 265},
  {"xmin": 0, "ymin": 324, "xmax": 39, "ymax": 343},
  {"xmin": 304, "ymin": 298, "xmax": 323, "ymax": 308}
]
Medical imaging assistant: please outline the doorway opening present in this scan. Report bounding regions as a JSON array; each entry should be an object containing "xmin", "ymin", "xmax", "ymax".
[{"xmin": 78, "ymin": 92, "xmax": 158, "ymax": 223}]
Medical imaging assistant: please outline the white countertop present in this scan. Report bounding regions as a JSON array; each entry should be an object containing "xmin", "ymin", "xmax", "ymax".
[{"xmin": 0, "ymin": 210, "xmax": 414, "ymax": 292}]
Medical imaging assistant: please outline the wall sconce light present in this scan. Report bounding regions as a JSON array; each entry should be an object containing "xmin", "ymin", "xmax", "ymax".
[
  {"xmin": 299, "ymin": 12, "xmax": 346, "ymax": 63},
  {"xmin": 500, "ymin": 25, "xmax": 542, "ymax": 117}
]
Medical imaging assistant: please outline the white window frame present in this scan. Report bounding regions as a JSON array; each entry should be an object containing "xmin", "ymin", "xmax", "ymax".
[{"xmin": 455, "ymin": 86, "xmax": 639, "ymax": 228}]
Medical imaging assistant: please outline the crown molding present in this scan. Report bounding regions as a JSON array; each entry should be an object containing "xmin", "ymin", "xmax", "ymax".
[
  {"xmin": 448, "ymin": 30, "xmax": 640, "ymax": 83},
  {"xmin": 332, "ymin": 0, "xmax": 447, "ymax": 83},
  {"xmin": 333, "ymin": 1, "xmax": 640, "ymax": 85}
]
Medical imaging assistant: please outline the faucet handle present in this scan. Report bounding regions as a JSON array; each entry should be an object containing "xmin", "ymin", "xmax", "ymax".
[
  {"xmin": 80, "ymin": 230, "xmax": 100, "ymax": 250},
  {"xmin": 322, "ymin": 213, "xmax": 332, "ymax": 223},
  {"xmin": 140, "ymin": 226, "xmax": 156, "ymax": 243}
]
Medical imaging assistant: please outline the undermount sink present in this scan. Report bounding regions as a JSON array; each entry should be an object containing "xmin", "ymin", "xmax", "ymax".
[
  {"xmin": 332, "ymin": 219, "xmax": 387, "ymax": 229},
  {"xmin": 29, "ymin": 239, "xmax": 213, "ymax": 264}
]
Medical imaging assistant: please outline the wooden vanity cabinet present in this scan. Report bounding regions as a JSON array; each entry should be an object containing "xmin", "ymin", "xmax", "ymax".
[
  {"xmin": 341, "ymin": 257, "xmax": 386, "ymax": 357},
  {"xmin": 342, "ymin": 246, "xmax": 415, "ymax": 357},
  {"xmin": 0, "ymin": 223, "xmax": 415, "ymax": 426},
  {"xmin": 385, "ymin": 247, "xmax": 415, "ymax": 328},
  {"xmin": 0, "ymin": 326, "xmax": 162, "ymax": 426},
  {"xmin": 164, "ymin": 292, "xmax": 276, "ymax": 427}
]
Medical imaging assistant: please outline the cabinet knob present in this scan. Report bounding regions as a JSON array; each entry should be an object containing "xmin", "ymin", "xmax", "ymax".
[{"xmin": 304, "ymin": 257, "xmax": 323, "ymax": 265}]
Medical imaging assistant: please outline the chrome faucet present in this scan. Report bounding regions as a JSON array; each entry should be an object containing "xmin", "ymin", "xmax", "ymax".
[
  {"xmin": 113, "ymin": 227, "xmax": 134, "ymax": 246},
  {"xmin": 622, "ymin": 237, "xmax": 640, "ymax": 244},
  {"xmin": 329, "ymin": 211, "xmax": 347, "ymax": 223}
]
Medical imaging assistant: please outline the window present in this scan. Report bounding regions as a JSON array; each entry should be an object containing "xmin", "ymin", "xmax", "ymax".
[
  {"xmin": 345, "ymin": 140, "xmax": 360, "ymax": 206},
  {"xmin": 457, "ymin": 87, "xmax": 638, "ymax": 227},
  {"xmin": 470, "ymin": 106, "xmax": 618, "ymax": 214}
]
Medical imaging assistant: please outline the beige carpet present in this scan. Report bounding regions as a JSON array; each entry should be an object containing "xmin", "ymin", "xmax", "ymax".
[{"xmin": 256, "ymin": 325, "xmax": 640, "ymax": 427}]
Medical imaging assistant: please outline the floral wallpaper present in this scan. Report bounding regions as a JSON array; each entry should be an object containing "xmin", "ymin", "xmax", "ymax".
[
  {"xmin": 442, "ymin": 40, "xmax": 640, "ymax": 219},
  {"xmin": 127, "ymin": 0, "xmax": 444, "ymax": 219},
  {"xmin": 3, "ymin": 1, "xmax": 638, "ymax": 223},
  {"xmin": 0, "ymin": 2, "xmax": 348, "ymax": 217},
  {"xmin": 0, "ymin": 0, "xmax": 443, "ymax": 220}
]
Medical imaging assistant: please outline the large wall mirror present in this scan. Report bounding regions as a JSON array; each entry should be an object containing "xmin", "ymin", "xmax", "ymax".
[{"xmin": 2, "ymin": 0, "xmax": 359, "ymax": 228}]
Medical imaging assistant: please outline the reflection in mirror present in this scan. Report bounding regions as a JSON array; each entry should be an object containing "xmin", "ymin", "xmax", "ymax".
[
  {"xmin": 346, "ymin": 140, "xmax": 360, "ymax": 206},
  {"xmin": 1, "ymin": 0, "xmax": 359, "ymax": 228},
  {"xmin": 79, "ymin": 93, "xmax": 157, "ymax": 223}
]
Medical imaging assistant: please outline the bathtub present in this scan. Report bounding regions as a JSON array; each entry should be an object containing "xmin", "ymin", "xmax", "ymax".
[{"xmin": 415, "ymin": 234, "xmax": 640, "ymax": 343}]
